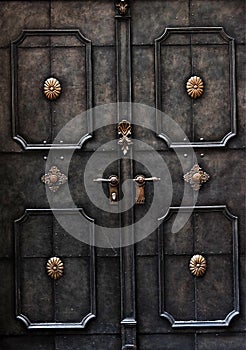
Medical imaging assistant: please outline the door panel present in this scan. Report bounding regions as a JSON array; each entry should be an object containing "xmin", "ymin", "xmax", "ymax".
[{"xmin": 0, "ymin": 1, "xmax": 245, "ymax": 350}]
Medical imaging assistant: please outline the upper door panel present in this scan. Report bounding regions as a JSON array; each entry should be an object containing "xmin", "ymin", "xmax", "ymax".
[{"xmin": 12, "ymin": 29, "xmax": 92, "ymax": 149}]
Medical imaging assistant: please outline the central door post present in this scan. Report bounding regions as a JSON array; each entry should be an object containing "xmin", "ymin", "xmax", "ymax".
[{"xmin": 115, "ymin": 1, "xmax": 137, "ymax": 349}]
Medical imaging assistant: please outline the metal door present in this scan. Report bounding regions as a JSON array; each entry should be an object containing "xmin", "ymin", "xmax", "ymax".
[{"xmin": 0, "ymin": 1, "xmax": 245, "ymax": 349}]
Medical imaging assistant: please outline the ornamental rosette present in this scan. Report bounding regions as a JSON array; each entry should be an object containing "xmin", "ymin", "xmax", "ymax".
[
  {"xmin": 186, "ymin": 76, "xmax": 204, "ymax": 99},
  {"xmin": 189, "ymin": 254, "xmax": 207, "ymax": 277},
  {"xmin": 46, "ymin": 257, "xmax": 64, "ymax": 280},
  {"xmin": 43, "ymin": 77, "xmax": 61, "ymax": 100},
  {"xmin": 183, "ymin": 164, "xmax": 210, "ymax": 191},
  {"xmin": 41, "ymin": 166, "xmax": 68, "ymax": 192}
]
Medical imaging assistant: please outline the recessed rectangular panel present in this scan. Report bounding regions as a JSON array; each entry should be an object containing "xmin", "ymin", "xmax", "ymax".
[
  {"xmin": 158, "ymin": 206, "xmax": 239, "ymax": 327},
  {"xmin": 160, "ymin": 45, "xmax": 192, "ymax": 141},
  {"xmin": 18, "ymin": 47, "xmax": 50, "ymax": 144},
  {"xmin": 15, "ymin": 209, "xmax": 95, "ymax": 329},
  {"xmin": 20, "ymin": 215, "xmax": 53, "ymax": 257},
  {"xmin": 11, "ymin": 30, "xmax": 92, "ymax": 150},
  {"xmin": 21, "ymin": 258, "xmax": 53, "ymax": 323},
  {"xmin": 192, "ymin": 45, "xmax": 230, "ymax": 142},
  {"xmin": 164, "ymin": 255, "xmax": 195, "ymax": 321},
  {"xmin": 194, "ymin": 211, "xmax": 232, "ymax": 254},
  {"xmin": 155, "ymin": 27, "xmax": 236, "ymax": 147},
  {"xmin": 51, "ymin": 46, "xmax": 87, "ymax": 143},
  {"xmin": 196, "ymin": 255, "xmax": 234, "ymax": 321},
  {"xmin": 55, "ymin": 257, "xmax": 90, "ymax": 323}
]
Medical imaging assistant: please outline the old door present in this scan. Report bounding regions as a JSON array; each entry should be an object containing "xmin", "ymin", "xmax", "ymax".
[{"xmin": 0, "ymin": 1, "xmax": 245, "ymax": 350}]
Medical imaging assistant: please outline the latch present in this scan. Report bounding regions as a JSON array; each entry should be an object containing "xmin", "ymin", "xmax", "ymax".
[
  {"xmin": 93, "ymin": 175, "xmax": 119, "ymax": 204},
  {"xmin": 133, "ymin": 175, "xmax": 161, "ymax": 204}
]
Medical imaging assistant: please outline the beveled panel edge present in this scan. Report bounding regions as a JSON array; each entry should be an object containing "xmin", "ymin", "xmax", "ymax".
[
  {"xmin": 11, "ymin": 29, "xmax": 93, "ymax": 151},
  {"xmin": 14, "ymin": 208, "xmax": 96, "ymax": 329},
  {"xmin": 154, "ymin": 27, "xmax": 237, "ymax": 148},
  {"xmin": 158, "ymin": 205, "xmax": 239, "ymax": 328}
]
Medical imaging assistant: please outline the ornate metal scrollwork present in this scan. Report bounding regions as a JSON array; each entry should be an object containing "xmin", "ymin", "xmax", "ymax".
[
  {"xmin": 186, "ymin": 76, "xmax": 204, "ymax": 99},
  {"xmin": 41, "ymin": 166, "xmax": 68, "ymax": 192},
  {"xmin": 118, "ymin": 120, "xmax": 132, "ymax": 155},
  {"xmin": 46, "ymin": 257, "xmax": 64, "ymax": 280},
  {"xmin": 189, "ymin": 254, "xmax": 207, "ymax": 277},
  {"xmin": 183, "ymin": 164, "xmax": 210, "ymax": 191},
  {"xmin": 43, "ymin": 77, "xmax": 61, "ymax": 100},
  {"xmin": 115, "ymin": 0, "xmax": 129, "ymax": 15}
]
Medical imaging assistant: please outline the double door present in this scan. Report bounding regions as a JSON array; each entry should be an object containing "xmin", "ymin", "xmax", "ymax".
[{"xmin": 0, "ymin": 1, "xmax": 245, "ymax": 349}]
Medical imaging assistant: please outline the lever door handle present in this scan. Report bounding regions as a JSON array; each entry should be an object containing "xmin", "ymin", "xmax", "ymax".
[
  {"xmin": 133, "ymin": 175, "xmax": 161, "ymax": 204},
  {"xmin": 133, "ymin": 175, "xmax": 161, "ymax": 184},
  {"xmin": 93, "ymin": 175, "xmax": 119, "ymax": 204}
]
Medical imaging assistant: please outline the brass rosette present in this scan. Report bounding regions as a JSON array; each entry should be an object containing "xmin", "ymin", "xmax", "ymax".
[
  {"xmin": 189, "ymin": 254, "xmax": 207, "ymax": 277},
  {"xmin": 41, "ymin": 166, "xmax": 68, "ymax": 192},
  {"xmin": 46, "ymin": 257, "xmax": 64, "ymax": 280},
  {"xmin": 43, "ymin": 77, "xmax": 61, "ymax": 100},
  {"xmin": 186, "ymin": 76, "xmax": 204, "ymax": 99},
  {"xmin": 183, "ymin": 164, "xmax": 210, "ymax": 191}
]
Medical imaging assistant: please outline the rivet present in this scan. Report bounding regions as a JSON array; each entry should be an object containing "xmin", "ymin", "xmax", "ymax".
[
  {"xmin": 200, "ymin": 153, "xmax": 205, "ymax": 157},
  {"xmin": 183, "ymin": 137, "xmax": 187, "ymax": 141},
  {"xmin": 200, "ymin": 137, "xmax": 204, "ymax": 141},
  {"xmin": 43, "ymin": 140, "xmax": 47, "ymax": 144},
  {"xmin": 60, "ymin": 156, "xmax": 64, "ymax": 160},
  {"xmin": 43, "ymin": 156, "xmax": 47, "ymax": 160},
  {"xmin": 184, "ymin": 154, "xmax": 188, "ymax": 158},
  {"xmin": 60, "ymin": 140, "xmax": 63, "ymax": 143}
]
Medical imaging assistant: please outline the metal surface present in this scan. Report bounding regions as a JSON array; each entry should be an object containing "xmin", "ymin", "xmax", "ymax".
[
  {"xmin": 0, "ymin": 1, "xmax": 244, "ymax": 349},
  {"xmin": 11, "ymin": 29, "xmax": 93, "ymax": 150},
  {"xmin": 183, "ymin": 164, "xmax": 210, "ymax": 191},
  {"xmin": 41, "ymin": 166, "xmax": 68, "ymax": 192},
  {"xmin": 186, "ymin": 76, "xmax": 204, "ymax": 99},
  {"xmin": 158, "ymin": 205, "xmax": 239, "ymax": 328},
  {"xmin": 155, "ymin": 26, "xmax": 237, "ymax": 147},
  {"xmin": 14, "ymin": 208, "xmax": 96, "ymax": 329},
  {"xmin": 46, "ymin": 257, "xmax": 64, "ymax": 280},
  {"xmin": 189, "ymin": 254, "xmax": 207, "ymax": 277}
]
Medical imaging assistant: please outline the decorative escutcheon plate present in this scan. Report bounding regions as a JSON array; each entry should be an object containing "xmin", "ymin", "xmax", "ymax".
[
  {"xmin": 183, "ymin": 164, "xmax": 210, "ymax": 191},
  {"xmin": 41, "ymin": 166, "xmax": 68, "ymax": 192},
  {"xmin": 118, "ymin": 119, "xmax": 132, "ymax": 155}
]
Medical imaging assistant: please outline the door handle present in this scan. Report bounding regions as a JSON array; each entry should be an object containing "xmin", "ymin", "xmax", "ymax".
[
  {"xmin": 133, "ymin": 175, "xmax": 161, "ymax": 204},
  {"xmin": 93, "ymin": 175, "xmax": 119, "ymax": 204}
]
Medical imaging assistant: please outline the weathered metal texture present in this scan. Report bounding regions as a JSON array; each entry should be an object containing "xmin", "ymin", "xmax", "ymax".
[
  {"xmin": 15, "ymin": 209, "xmax": 95, "ymax": 329},
  {"xmin": 155, "ymin": 27, "xmax": 236, "ymax": 147},
  {"xmin": 158, "ymin": 206, "xmax": 239, "ymax": 328},
  {"xmin": 115, "ymin": 4, "xmax": 137, "ymax": 349},
  {"xmin": 11, "ymin": 29, "xmax": 92, "ymax": 150},
  {"xmin": 0, "ymin": 1, "xmax": 245, "ymax": 350}
]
